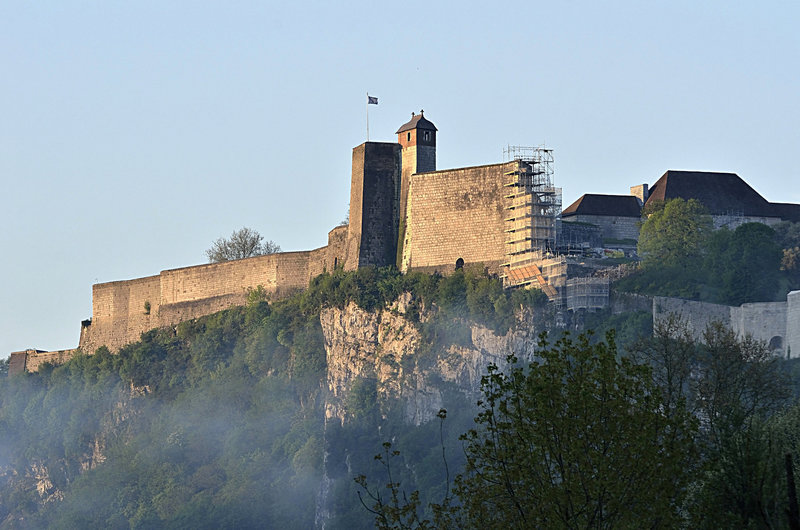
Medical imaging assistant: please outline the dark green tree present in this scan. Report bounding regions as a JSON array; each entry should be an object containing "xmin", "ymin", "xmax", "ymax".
[
  {"xmin": 638, "ymin": 198, "xmax": 712, "ymax": 269},
  {"xmin": 703, "ymin": 223, "xmax": 783, "ymax": 304},
  {"xmin": 455, "ymin": 331, "xmax": 697, "ymax": 529}
]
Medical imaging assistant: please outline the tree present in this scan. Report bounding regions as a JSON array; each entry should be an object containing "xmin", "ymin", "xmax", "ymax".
[
  {"xmin": 637, "ymin": 320, "xmax": 793, "ymax": 528},
  {"xmin": 630, "ymin": 314, "xmax": 696, "ymax": 421},
  {"xmin": 687, "ymin": 321, "xmax": 791, "ymax": 528},
  {"xmin": 702, "ymin": 223, "xmax": 783, "ymax": 305},
  {"xmin": 455, "ymin": 331, "xmax": 697, "ymax": 528},
  {"xmin": 638, "ymin": 198, "xmax": 712, "ymax": 268},
  {"xmin": 205, "ymin": 227, "xmax": 280, "ymax": 263}
]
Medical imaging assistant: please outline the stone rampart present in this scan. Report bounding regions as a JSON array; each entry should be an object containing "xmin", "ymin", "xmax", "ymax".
[
  {"xmin": 401, "ymin": 163, "xmax": 511, "ymax": 274},
  {"xmin": 653, "ymin": 297, "xmax": 734, "ymax": 343},
  {"xmin": 8, "ymin": 349, "xmax": 78, "ymax": 374},
  {"xmin": 80, "ymin": 249, "xmax": 321, "ymax": 353},
  {"xmin": 348, "ymin": 142, "xmax": 401, "ymax": 269},
  {"xmin": 653, "ymin": 296, "xmax": 790, "ymax": 357},
  {"xmin": 731, "ymin": 302, "xmax": 787, "ymax": 353},
  {"xmin": 83, "ymin": 276, "xmax": 160, "ymax": 354},
  {"xmin": 788, "ymin": 291, "xmax": 800, "ymax": 358},
  {"xmin": 610, "ymin": 291, "xmax": 652, "ymax": 314}
]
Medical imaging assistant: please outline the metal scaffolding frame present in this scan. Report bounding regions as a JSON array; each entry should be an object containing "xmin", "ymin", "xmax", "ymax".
[
  {"xmin": 501, "ymin": 146, "xmax": 562, "ymax": 301},
  {"xmin": 565, "ymin": 277, "xmax": 610, "ymax": 311}
]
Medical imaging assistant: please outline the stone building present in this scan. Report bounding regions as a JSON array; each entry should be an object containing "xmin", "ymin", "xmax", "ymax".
[
  {"xmin": 561, "ymin": 194, "xmax": 641, "ymax": 242},
  {"xmin": 642, "ymin": 170, "xmax": 800, "ymax": 228},
  {"xmin": 561, "ymin": 170, "xmax": 800, "ymax": 245}
]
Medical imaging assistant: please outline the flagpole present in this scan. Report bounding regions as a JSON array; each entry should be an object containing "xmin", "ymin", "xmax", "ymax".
[{"xmin": 366, "ymin": 92, "xmax": 370, "ymax": 142}]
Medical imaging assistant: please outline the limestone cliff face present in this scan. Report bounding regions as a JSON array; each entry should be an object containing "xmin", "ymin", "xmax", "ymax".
[
  {"xmin": 320, "ymin": 293, "xmax": 541, "ymax": 426},
  {"xmin": 0, "ymin": 382, "xmax": 145, "ymax": 526}
]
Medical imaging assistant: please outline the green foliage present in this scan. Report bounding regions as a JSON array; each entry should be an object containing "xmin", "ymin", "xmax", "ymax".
[
  {"xmin": 703, "ymin": 223, "xmax": 783, "ymax": 305},
  {"xmin": 632, "ymin": 318, "xmax": 794, "ymax": 527},
  {"xmin": 246, "ymin": 284, "xmax": 269, "ymax": 305},
  {"xmin": 345, "ymin": 377, "xmax": 378, "ymax": 421},
  {"xmin": 301, "ymin": 266, "xmax": 547, "ymax": 335},
  {"xmin": 620, "ymin": 217, "xmax": 786, "ymax": 305},
  {"xmin": 1, "ymin": 268, "xmax": 543, "ymax": 529},
  {"xmin": 582, "ymin": 309, "xmax": 653, "ymax": 351},
  {"xmin": 638, "ymin": 198, "xmax": 712, "ymax": 268},
  {"xmin": 456, "ymin": 331, "xmax": 697, "ymax": 528}
]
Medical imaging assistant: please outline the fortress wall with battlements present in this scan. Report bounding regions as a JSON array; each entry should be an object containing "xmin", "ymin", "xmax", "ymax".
[
  {"xmin": 83, "ymin": 276, "xmax": 161, "ymax": 353},
  {"xmin": 401, "ymin": 162, "xmax": 513, "ymax": 274},
  {"xmin": 68, "ymin": 221, "xmax": 356, "ymax": 357},
  {"xmin": 787, "ymin": 291, "xmax": 800, "ymax": 358},
  {"xmin": 21, "ymin": 349, "xmax": 77, "ymax": 373}
]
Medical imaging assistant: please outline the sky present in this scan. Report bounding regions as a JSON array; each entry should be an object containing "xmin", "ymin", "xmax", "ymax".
[{"xmin": 1, "ymin": 1, "xmax": 798, "ymax": 358}]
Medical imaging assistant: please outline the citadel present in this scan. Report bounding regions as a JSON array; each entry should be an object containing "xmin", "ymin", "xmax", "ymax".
[{"xmin": 10, "ymin": 111, "xmax": 800, "ymax": 374}]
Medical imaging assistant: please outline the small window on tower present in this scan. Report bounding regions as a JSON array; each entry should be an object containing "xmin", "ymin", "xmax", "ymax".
[
  {"xmin": 407, "ymin": 132, "xmax": 411, "ymax": 142},
  {"xmin": 424, "ymin": 131, "xmax": 430, "ymax": 141}
]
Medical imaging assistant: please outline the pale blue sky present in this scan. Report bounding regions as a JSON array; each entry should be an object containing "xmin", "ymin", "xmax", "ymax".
[{"xmin": 2, "ymin": 1, "xmax": 798, "ymax": 357}]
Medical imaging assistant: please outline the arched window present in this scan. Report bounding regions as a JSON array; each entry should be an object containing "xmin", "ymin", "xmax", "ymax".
[{"xmin": 455, "ymin": 258, "xmax": 464, "ymax": 270}]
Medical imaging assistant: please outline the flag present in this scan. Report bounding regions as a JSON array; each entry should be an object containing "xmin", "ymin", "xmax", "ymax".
[{"xmin": 368, "ymin": 95, "xmax": 378, "ymax": 105}]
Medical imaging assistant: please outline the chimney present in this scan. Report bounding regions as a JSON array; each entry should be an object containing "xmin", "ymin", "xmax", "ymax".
[{"xmin": 630, "ymin": 184, "xmax": 649, "ymax": 206}]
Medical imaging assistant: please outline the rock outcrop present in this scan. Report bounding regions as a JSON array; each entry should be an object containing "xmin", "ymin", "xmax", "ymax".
[{"xmin": 320, "ymin": 293, "xmax": 541, "ymax": 426}]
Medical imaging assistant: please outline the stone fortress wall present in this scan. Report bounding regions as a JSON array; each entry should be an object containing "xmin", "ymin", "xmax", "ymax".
[
  {"xmin": 78, "ymin": 226, "xmax": 351, "ymax": 355},
  {"xmin": 10, "ymin": 110, "xmax": 800, "ymax": 373},
  {"xmin": 400, "ymin": 162, "xmax": 513, "ymax": 275},
  {"xmin": 653, "ymin": 294, "xmax": 800, "ymax": 357}
]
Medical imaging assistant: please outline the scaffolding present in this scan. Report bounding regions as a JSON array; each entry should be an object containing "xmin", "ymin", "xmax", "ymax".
[
  {"xmin": 566, "ymin": 277, "xmax": 610, "ymax": 311},
  {"xmin": 501, "ymin": 146, "xmax": 562, "ymax": 302}
]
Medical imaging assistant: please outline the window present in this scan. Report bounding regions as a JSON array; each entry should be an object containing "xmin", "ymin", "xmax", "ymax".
[
  {"xmin": 424, "ymin": 131, "xmax": 430, "ymax": 141},
  {"xmin": 407, "ymin": 132, "xmax": 411, "ymax": 142}
]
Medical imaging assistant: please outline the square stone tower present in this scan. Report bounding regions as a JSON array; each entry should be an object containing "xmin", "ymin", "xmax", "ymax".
[{"xmin": 345, "ymin": 141, "xmax": 402, "ymax": 269}]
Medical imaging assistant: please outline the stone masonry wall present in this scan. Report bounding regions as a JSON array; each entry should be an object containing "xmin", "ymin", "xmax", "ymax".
[
  {"xmin": 80, "ymin": 250, "xmax": 316, "ymax": 353},
  {"xmin": 83, "ymin": 276, "xmax": 161, "ymax": 354},
  {"xmin": 653, "ymin": 296, "xmax": 789, "ymax": 357},
  {"xmin": 653, "ymin": 296, "xmax": 734, "ymax": 343},
  {"xmin": 788, "ymin": 291, "xmax": 800, "ymax": 358},
  {"xmin": 401, "ymin": 162, "xmax": 512, "ymax": 274},
  {"xmin": 347, "ymin": 142, "xmax": 401, "ymax": 269},
  {"xmin": 731, "ymin": 302, "xmax": 787, "ymax": 354},
  {"xmin": 564, "ymin": 214, "xmax": 640, "ymax": 241},
  {"xmin": 20, "ymin": 349, "xmax": 77, "ymax": 373}
]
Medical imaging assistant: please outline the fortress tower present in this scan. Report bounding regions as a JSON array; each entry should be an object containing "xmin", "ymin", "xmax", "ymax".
[
  {"xmin": 397, "ymin": 111, "xmax": 437, "ymax": 227},
  {"xmin": 346, "ymin": 141, "xmax": 401, "ymax": 269}
]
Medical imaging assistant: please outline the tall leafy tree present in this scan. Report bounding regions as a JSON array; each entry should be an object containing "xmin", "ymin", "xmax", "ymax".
[
  {"xmin": 703, "ymin": 223, "xmax": 783, "ymax": 304},
  {"xmin": 455, "ymin": 331, "xmax": 697, "ymax": 529},
  {"xmin": 638, "ymin": 198, "xmax": 712, "ymax": 269}
]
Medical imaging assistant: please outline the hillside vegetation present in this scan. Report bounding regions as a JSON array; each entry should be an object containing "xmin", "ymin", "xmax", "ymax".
[
  {"xmin": 2, "ymin": 260, "xmax": 800, "ymax": 528},
  {"xmin": 617, "ymin": 199, "xmax": 800, "ymax": 304},
  {"xmin": 0, "ymin": 267, "xmax": 545, "ymax": 528}
]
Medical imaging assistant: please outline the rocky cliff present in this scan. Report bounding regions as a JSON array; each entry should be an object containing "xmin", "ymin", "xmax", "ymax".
[{"xmin": 320, "ymin": 293, "xmax": 542, "ymax": 426}]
